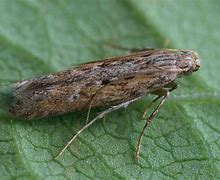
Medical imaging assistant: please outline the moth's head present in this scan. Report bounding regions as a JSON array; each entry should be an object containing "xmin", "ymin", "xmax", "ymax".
[{"xmin": 178, "ymin": 50, "xmax": 200, "ymax": 75}]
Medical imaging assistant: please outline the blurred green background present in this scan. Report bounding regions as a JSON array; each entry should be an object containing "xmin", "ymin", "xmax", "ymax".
[{"xmin": 0, "ymin": 0, "xmax": 220, "ymax": 179}]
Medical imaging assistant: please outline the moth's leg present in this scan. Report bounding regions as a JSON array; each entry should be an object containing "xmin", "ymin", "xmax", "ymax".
[
  {"xmin": 85, "ymin": 97, "xmax": 94, "ymax": 124},
  {"xmin": 55, "ymin": 96, "xmax": 142, "ymax": 159},
  {"xmin": 164, "ymin": 81, "xmax": 178, "ymax": 91},
  {"xmin": 136, "ymin": 84, "xmax": 178, "ymax": 160},
  {"xmin": 85, "ymin": 85, "xmax": 111, "ymax": 124},
  {"xmin": 142, "ymin": 82, "xmax": 177, "ymax": 118},
  {"xmin": 85, "ymin": 78, "xmax": 133, "ymax": 124},
  {"xmin": 142, "ymin": 95, "xmax": 162, "ymax": 118}
]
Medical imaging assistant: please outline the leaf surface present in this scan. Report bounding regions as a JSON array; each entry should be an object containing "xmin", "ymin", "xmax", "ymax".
[{"xmin": 0, "ymin": 0, "xmax": 219, "ymax": 179}]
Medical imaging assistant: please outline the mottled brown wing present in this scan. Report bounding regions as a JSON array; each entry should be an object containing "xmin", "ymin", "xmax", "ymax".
[{"xmin": 9, "ymin": 49, "xmax": 180, "ymax": 119}]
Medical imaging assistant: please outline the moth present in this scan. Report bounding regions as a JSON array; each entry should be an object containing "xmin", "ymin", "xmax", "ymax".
[{"xmin": 2, "ymin": 49, "xmax": 200, "ymax": 159}]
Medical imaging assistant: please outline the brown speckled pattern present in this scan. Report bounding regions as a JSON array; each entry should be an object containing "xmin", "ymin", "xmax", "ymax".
[{"xmin": 9, "ymin": 49, "xmax": 200, "ymax": 119}]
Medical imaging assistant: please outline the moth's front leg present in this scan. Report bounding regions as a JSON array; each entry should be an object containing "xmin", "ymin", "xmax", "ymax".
[
  {"xmin": 136, "ymin": 82, "xmax": 178, "ymax": 160},
  {"xmin": 152, "ymin": 81, "xmax": 178, "ymax": 96}
]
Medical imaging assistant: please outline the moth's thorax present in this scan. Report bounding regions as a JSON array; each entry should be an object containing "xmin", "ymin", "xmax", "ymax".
[{"xmin": 149, "ymin": 49, "xmax": 200, "ymax": 77}]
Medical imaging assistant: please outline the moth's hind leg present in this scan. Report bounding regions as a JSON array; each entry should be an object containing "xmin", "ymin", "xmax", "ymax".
[{"xmin": 55, "ymin": 97, "xmax": 142, "ymax": 159}]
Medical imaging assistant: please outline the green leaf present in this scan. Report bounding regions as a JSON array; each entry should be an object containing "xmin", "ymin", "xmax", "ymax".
[{"xmin": 0, "ymin": 0, "xmax": 219, "ymax": 179}]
